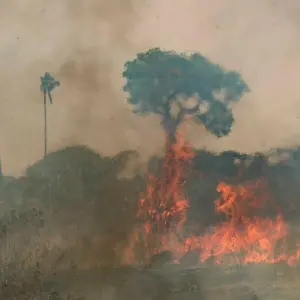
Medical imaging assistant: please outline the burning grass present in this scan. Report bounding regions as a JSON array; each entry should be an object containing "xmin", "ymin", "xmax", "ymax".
[
  {"xmin": 1, "ymin": 144, "xmax": 300, "ymax": 299},
  {"xmin": 123, "ymin": 131, "xmax": 300, "ymax": 267}
]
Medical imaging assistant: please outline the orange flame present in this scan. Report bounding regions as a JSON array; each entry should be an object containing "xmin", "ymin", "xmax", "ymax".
[
  {"xmin": 185, "ymin": 180, "xmax": 295, "ymax": 264},
  {"xmin": 123, "ymin": 133, "xmax": 300, "ymax": 266},
  {"xmin": 123, "ymin": 132, "xmax": 193, "ymax": 263}
]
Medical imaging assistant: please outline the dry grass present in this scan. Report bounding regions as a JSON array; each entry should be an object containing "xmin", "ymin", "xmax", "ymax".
[
  {"xmin": 1, "ymin": 202, "xmax": 300, "ymax": 300},
  {"xmin": 0, "ymin": 206, "xmax": 87, "ymax": 299}
]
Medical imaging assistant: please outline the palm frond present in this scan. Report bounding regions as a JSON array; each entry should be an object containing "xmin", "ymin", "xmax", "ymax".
[{"xmin": 40, "ymin": 72, "xmax": 60, "ymax": 104}]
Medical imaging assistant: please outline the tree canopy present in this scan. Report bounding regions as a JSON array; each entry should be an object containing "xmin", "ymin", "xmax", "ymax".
[
  {"xmin": 123, "ymin": 48, "xmax": 249, "ymax": 137},
  {"xmin": 40, "ymin": 72, "xmax": 60, "ymax": 104}
]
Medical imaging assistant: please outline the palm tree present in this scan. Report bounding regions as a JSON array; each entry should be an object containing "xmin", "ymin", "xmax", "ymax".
[{"xmin": 40, "ymin": 72, "xmax": 60, "ymax": 157}]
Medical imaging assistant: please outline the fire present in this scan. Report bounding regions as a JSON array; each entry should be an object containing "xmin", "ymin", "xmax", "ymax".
[
  {"xmin": 186, "ymin": 181, "xmax": 292, "ymax": 264},
  {"xmin": 122, "ymin": 133, "xmax": 300, "ymax": 266},
  {"xmin": 123, "ymin": 132, "xmax": 193, "ymax": 263}
]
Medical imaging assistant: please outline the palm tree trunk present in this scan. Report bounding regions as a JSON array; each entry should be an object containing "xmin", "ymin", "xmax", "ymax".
[{"xmin": 44, "ymin": 92, "xmax": 47, "ymax": 157}]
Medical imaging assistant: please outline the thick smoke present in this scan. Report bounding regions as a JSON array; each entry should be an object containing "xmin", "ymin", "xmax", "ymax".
[{"xmin": 1, "ymin": 0, "xmax": 300, "ymax": 175}]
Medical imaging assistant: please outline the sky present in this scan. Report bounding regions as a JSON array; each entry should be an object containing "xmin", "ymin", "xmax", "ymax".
[{"xmin": 1, "ymin": 0, "xmax": 300, "ymax": 175}]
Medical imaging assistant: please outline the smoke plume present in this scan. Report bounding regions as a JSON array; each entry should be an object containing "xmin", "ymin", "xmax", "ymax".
[{"xmin": 1, "ymin": 0, "xmax": 300, "ymax": 175}]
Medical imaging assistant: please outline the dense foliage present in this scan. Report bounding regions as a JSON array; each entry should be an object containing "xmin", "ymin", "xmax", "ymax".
[{"xmin": 123, "ymin": 48, "xmax": 249, "ymax": 137}]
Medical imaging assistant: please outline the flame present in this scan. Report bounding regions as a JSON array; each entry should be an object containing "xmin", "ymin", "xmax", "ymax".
[
  {"xmin": 123, "ymin": 132, "xmax": 193, "ymax": 263},
  {"xmin": 122, "ymin": 132, "xmax": 300, "ymax": 266},
  {"xmin": 186, "ymin": 181, "xmax": 296, "ymax": 264}
]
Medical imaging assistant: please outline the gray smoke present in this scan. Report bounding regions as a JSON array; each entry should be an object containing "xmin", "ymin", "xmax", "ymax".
[{"xmin": 1, "ymin": 0, "xmax": 300, "ymax": 175}]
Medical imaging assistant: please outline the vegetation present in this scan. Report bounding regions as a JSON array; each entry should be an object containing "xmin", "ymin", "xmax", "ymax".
[
  {"xmin": 0, "ymin": 145, "xmax": 300, "ymax": 298},
  {"xmin": 40, "ymin": 72, "xmax": 60, "ymax": 157},
  {"xmin": 123, "ymin": 48, "xmax": 249, "ymax": 139},
  {"xmin": 1, "ymin": 49, "xmax": 300, "ymax": 299}
]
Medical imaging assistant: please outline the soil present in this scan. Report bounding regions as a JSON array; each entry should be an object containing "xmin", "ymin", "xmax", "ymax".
[{"xmin": 35, "ymin": 262, "xmax": 300, "ymax": 300}]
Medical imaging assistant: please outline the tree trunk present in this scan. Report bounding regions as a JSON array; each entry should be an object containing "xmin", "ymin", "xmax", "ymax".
[
  {"xmin": 161, "ymin": 98, "xmax": 188, "ymax": 144},
  {"xmin": 44, "ymin": 92, "xmax": 47, "ymax": 157},
  {"xmin": 162, "ymin": 115, "xmax": 181, "ymax": 148}
]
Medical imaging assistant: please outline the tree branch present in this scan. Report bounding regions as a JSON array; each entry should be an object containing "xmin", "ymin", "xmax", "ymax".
[
  {"xmin": 184, "ymin": 103, "xmax": 200, "ymax": 115},
  {"xmin": 174, "ymin": 102, "xmax": 200, "ymax": 127}
]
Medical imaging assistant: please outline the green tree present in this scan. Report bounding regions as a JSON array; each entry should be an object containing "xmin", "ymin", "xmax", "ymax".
[
  {"xmin": 122, "ymin": 48, "xmax": 249, "ymax": 140},
  {"xmin": 40, "ymin": 72, "xmax": 60, "ymax": 157}
]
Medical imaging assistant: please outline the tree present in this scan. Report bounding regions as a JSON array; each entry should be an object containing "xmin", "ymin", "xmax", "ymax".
[
  {"xmin": 122, "ymin": 48, "xmax": 249, "ymax": 140},
  {"xmin": 40, "ymin": 72, "xmax": 60, "ymax": 157}
]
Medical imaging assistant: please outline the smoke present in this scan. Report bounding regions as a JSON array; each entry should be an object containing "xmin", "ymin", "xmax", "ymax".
[{"xmin": 1, "ymin": 0, "xmax": 300, "ymax": 175}]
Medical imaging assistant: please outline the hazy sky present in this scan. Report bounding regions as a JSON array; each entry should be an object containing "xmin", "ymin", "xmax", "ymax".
[{"xmin": 1, "ymin": 0, "xmax": 300, "ymax": 175}]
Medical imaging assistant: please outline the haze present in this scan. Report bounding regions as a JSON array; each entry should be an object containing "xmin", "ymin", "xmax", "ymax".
[{"xmin": 1, "ymin": 0, "xmax": 300, "ymax": 175}]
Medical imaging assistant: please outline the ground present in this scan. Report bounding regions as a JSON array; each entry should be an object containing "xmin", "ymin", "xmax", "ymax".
[{"xmin": 35, "ymin": 262, "xmax": 300, "ymax": 300}]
